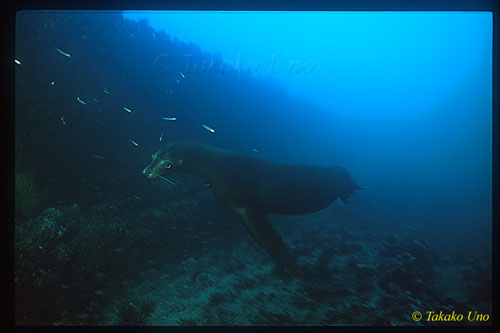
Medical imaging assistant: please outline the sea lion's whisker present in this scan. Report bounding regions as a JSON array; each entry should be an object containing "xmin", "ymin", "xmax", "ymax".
[{"xmin": 159, "ymin": 175, "xmax": 177, "ymax": 185}]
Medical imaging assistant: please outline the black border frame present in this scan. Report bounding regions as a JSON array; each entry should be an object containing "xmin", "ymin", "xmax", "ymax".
[{"xmin": 3, "ymin": 1, "xmax": 498, "ymax": 332}]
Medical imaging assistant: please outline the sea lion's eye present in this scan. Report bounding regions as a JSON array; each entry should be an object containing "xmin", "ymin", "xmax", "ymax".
[{"xmin": 164, "ymin": 161, "xmax": 173, "ymax": 169}]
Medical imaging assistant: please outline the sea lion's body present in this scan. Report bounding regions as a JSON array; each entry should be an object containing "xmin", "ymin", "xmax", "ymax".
[{"xmin": 143, "ymin": 141, "xmax": 362, "ymax": 270}]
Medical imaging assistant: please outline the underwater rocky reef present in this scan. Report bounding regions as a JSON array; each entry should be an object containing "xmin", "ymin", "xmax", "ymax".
[{"xmin": 15, "ymin": 179, "xmax": 491, "ymax": 325}]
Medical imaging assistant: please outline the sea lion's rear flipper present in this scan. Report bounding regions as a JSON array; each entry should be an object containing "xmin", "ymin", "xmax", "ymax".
[
  {"xmin": 329, "ymin": 165, "xmax": 366, "ymax": 204},
  {"xmin": 231, "ymin": 207, "xmax": 297, "ymax": 270}
]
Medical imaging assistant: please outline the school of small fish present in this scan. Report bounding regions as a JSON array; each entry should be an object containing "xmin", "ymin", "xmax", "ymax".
[{"xmin": 18, "ymin": 47, "xmax": 228, "ymax": 178}]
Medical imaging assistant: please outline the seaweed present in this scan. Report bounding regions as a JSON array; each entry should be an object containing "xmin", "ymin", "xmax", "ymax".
[{"xmin": 15, "ymin": 169, "xmax": 47, "ymax": 218}]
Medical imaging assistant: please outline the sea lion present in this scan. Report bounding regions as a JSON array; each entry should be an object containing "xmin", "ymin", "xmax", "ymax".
[{"xmin": 142, "ymin": 141, "xmax": 363, "ymax": 270}]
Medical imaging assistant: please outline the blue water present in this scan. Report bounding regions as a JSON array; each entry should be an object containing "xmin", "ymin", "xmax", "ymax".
[
  {"xmin": 123, "ymin": 10, "xmax": 492, "ymax": 242},
  {"xmin": 14, "ymin": 10, "xmax": 492, "ymax": 325}
]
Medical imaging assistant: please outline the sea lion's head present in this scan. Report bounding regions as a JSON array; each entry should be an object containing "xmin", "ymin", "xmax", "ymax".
[{"xmin": 142, "ymin": 141, "xmax": 193, "ymax": 180}]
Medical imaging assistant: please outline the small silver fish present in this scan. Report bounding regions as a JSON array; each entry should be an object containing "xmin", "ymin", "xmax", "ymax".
[
  {"xmin": 175, "ymin": 78, "xmax": 181, "ymax": 84},
  {"xmin": 50, "ymin": 81, "xmax": 55, "ymax": 86},
  {"xmin": 60, "ymin": 117, "xmax": 66, "ymax": 126},
  {"xmin": 179, "ymin": 72, "xmax": 185, "ymax": 78},
  {"xmin": 76, "ymin": 97, "xmax": 87, "ymax": 105},
  {"xmin": 112, "ymin": 248, "xmax": 123, "ymax": 253},
  {"xmin": 94, "ymin": 290, "xmax": 104, "ymax": 295},
  {"xmin": 55, "ymin": 47, "xmax": 71, "ymax": 58},
  {"xmin": 202, "ymin": 124, "xmax": 215, "ymax": 133},
  {"xmin": 162, "ymin": 117, "xmax": 176, "ymax": 121},
  {"xmin": 103, "ymin": 88, "xmax": 111, "ymax": 95},
  {"xmin": 159, "ymin": 132, "xmax": 164, "ymax": 142},
  {"xmin": 14, "ymin": 59, "xmax": 21, "ymax": 65},
  {"xmin": 133, "ymin": 195, "xmax": 141, "ymax": 200},
  {"xmin": 252, "ymin": 149, "xmax": 259, "ymax": 153},
  {"xmin": 123, "ymin": 107, "xmax": 132, "ymax": 113},
  {"xmin": 129, "ymin": 139, "xmax": 139, "ymax": 146},
  {"xmin": 93, "ymin": 98, "xmax": 98, "ymax": 103},
  {"xmin": 93, "ymin": 155, "xmax": 104, "ymax": 159}
]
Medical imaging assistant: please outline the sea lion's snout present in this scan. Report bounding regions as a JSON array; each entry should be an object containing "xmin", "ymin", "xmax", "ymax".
[
  {"xmin": 142, "ymin": 144, "xmax": 183, "ymax": 186},
  {"xmin": 142, "ymin": 155, "xmax": 172, "ymax": 180},
  {"xmin": 142, "ymin": 165, "xmax": 156, "ymax": 179}
]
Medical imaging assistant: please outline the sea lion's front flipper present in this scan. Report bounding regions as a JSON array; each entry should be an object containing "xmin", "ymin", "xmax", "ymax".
[{"xmin": 230, "ymin": 206, "xmax": 297, "ymax": 270}]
